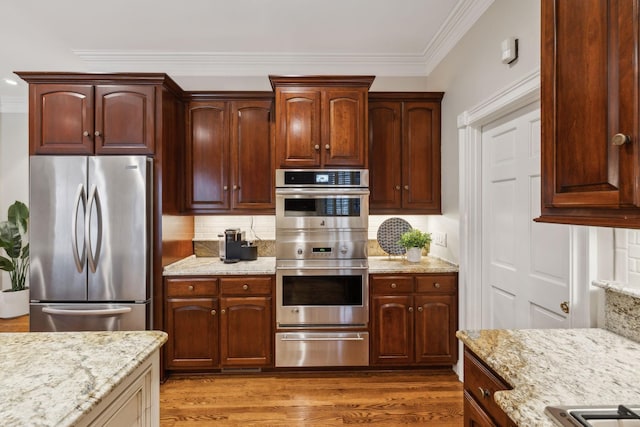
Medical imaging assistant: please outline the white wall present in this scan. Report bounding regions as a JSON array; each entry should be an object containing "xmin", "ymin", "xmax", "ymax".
[
  {"xmin": 0, "ymin": 111, "xmax": 29, "ymax": 290},
  {"xmin": 425, "ymin": 0, "xmax": 541, "ymax": 264}
]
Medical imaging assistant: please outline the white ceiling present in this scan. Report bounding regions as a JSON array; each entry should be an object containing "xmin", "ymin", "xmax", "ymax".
[{"xmin": 0, "ymin": 0, "xmax": 493, "ymax": 109}]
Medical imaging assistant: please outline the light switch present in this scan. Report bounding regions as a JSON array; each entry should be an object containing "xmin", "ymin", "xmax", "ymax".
[{"xmin": 501, "ymin": 37, "xmax": 518, "ymax": 64}]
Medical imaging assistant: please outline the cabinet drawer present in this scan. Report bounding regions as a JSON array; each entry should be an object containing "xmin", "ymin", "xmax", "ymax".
[
  {"xmin": 220, "ymin": 277, "xmax": 272, "ymax": 295},
  {"xmin": 416, "ymin": 275, "xmax": 456, "ymax": 293},
  {"xmin": 165, "ymin": 278, "xmax": 218, "ymax": 297},
  {"xmin": 464, "ymin": 349, "xmax": 512, "ymax": 426},
  {"xmin": 371, "ymin": 276, "xmax": 414, "ymax": 294}
]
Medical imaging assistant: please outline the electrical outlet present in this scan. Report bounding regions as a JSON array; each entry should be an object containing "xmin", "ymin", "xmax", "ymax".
[{"xmin": 432, "ymin": 231, "xmax": 447, "ymax": 247}]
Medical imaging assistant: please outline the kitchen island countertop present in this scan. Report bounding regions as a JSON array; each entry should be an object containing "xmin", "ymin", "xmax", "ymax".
[
  {"xmin": 457, "ymin": 328, "xmax": 640, "ymax": 426},
  {"xmin": 163, "ymin": 255, "xmax": 458, "ymax": 276},
  {"xmin": 0, "ymin": 330, "xmax": 167, "ymax": 426}
]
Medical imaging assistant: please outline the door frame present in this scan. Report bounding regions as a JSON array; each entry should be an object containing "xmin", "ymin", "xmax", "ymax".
[{"xmin": 457, "ymin": 68, "xmax": 591, "ymax": 338}]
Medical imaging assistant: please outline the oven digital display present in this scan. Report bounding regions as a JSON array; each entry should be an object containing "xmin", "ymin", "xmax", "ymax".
[
  {"xmin": 312, "ymin": 248, "xmax": 332, "ymax": 253},
  {"xmin": 315, "ymin": 174, "xmax": 329, "ymax": 183}
]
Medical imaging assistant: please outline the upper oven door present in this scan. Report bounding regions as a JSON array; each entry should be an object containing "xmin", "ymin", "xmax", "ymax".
[
  {"xmin": 276, "ymin": 260, "xmax": 369, "ymax": 328},
  {"xmin": 275, "ymin": 188, "xmax": 369, "ymax": 230}
]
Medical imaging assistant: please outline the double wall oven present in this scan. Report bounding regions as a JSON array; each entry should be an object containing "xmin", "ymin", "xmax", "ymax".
[{"xmin": 274, "ymin": 169, "xmax": 370, "ymax": 367}]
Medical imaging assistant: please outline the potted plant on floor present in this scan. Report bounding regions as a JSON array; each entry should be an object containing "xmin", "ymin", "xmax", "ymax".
[
  {"xmin": 398, "ymin": 228, "xmax": 431, "ymax": 263},
  {"xmin": 0, "ymin": 201, "xmax": 29, "ymax": 319}
]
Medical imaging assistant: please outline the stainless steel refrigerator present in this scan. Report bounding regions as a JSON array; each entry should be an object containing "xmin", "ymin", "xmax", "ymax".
[{"xmin": 29, "ymin": 156, "xmax": 153, "ymax": 332}]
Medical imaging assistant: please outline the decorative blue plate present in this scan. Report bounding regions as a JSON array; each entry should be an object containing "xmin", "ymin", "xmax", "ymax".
[{"xmin": 377, "ymin": 217, "xmax": 412, "ymax": 255}]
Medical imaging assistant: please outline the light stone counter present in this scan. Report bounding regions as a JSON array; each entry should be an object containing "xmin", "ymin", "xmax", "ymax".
[
  {"xmin": 163, "ymin": 255, "xmax": 459, "ymax": 276},
  {"xmin": 0, "ymin": 330, "xmax": 167, "ymax": 426},
  {"xmin": 456, "ymin": 328, "xmax": 640, "ymax": 427}
]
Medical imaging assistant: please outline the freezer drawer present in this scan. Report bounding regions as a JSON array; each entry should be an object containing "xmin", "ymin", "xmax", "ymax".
[
  {"xmin": 275, "ymin": 331, "xmax": 369, "ymax": 367},
  {"xmin": 30, "ymin": 302, "xmax": 150, "ymax": 332}
]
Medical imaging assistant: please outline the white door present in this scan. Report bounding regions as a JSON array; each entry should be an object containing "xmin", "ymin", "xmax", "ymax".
[{"xmin": 481, "ymin": 103, "xmax": 572, "ymax": 329}]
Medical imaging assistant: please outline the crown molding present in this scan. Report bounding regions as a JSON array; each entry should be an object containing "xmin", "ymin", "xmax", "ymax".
[
  {"xmin": 73, "ymin": 1, "xmax": 493, "ymax": 78},
  {"xmin": 423, "ymin": 0, "xmax": 495, "ymax": 75},
  {"xmin": 0, "ymin": 96, "xmax": 28, "ymax": 114}
]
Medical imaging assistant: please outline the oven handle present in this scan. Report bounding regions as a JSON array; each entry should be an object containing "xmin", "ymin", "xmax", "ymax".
[
  {"xmin": 275, "ymin": 189, "xmax": 370, "ymax": 196},
  {"xmin": 279, "ymin": 334, "xmax": 365, "ymax": 342},
  {"xmin": 275, "ymin": 266, "xmax": 369, "ymax": 271}
]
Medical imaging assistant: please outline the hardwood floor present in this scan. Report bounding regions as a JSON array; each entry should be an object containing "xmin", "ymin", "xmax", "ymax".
[
  {"xmin": 161, "ymin": 370, "xmax": 463, "ymax": 426},
  {"xmin": 0, "ymin": 316, "xmax": 464, "ymax": 426}
]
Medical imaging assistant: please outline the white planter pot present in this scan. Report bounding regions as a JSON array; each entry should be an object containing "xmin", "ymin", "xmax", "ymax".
[
  {"xmin": 406, "ymin": 247, "xmax": 422, "ymax": 263},
  {"xmin": 0, "ymin": 288, "xmax": 29, "ymax": 319}
]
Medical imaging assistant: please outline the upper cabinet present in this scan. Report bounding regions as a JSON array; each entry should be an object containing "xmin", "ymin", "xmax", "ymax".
[
  {"xmin": 539, "ymin": 0, "xmax": 640, "ymax": 227},
  {"xmin": 368, "ymin": 93, "xmax": 443, "ymax": 214},
  {"xmin": 16, "ymin": 73, "xmax": 170, "ymax": 155},
  {"xmin": 184, "ymin": 93, "xmax": 275, "ymax": 214},
  {"xmin": 269, "ymin": 75, "xmax": 374, "ymax": 168}
]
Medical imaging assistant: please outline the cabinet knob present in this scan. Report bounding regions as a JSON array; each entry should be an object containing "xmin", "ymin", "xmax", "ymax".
[
  {"xmin": 395, "ymin": 185, "xmax": 401, "ymax": 190},
  {"xmin": 211, "ymin": 309, "xmax": 216, "ymax": 316},
  {"xmin": 242, "ymin": 284, "xmax": 249, "ymax": 291},
  {"xmin": 390, "ymin": 283, "xmax": 397, "ymax": 289},
  {"xmin": 223, "ymin": 185, "xmax": 228, "ymax": 191},
  {"xmin": 83, "ymin": 131, "xmax": 90, "ymax": 137},
  {"xmin": 314, "ymin": 144, "xmax": 320, "ymax": 150},
  {"xmin": 478, "ymin": 387, "xmax": 491, "ymax": 399},
  {"xmin": 94, "ymin": 131, "xmax": 101, "ymax": 137},
  {"xmin": 221, "ymin": 309, "xmax": 226, "ymax": 315},
  {"xmin": 404, "ymin": 185, "xmax": 409, "ymax": 190},
  {"xmin": 433, "ymin": 282, "xmax": 441, "ymax": 289},
  {"xmin": 188, "ymin": 285, "xmax": 194, "ymax": 291},
  {"xmin": 233, "ymin": 185, "xmax": 239, "ymax": 190},
  {"xmin": 325, "ymin": 144, "xmax": 330, "ymax": 150},
  {"xmin": 408, "ymin": 306, "xmax": 413, "ymax": 312},
  {"xmin": 417, "ymin": 306, "xmax": 423, "ymax": 312},
  {"xmin": 612, "ymin": 133, "xmax": 631, "ymax": 146}
]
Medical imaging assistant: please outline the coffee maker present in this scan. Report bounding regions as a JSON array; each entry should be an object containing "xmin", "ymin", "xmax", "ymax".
[{"xmin": 219, "ymin": 229, "xmax": 258, "ymax": 263}]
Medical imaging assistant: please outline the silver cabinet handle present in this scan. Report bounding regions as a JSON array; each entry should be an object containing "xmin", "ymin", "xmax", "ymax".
[
  {"xmin": 612, "ymin": 133, "xmax": 631, "ymax": 146},
  {"xmin": 43, "ymin": 307, "xmax": 132, "ymax": 316}
]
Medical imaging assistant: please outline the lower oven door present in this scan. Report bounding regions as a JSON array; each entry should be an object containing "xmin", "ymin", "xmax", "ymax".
[
  {"xmin": 276, "ymin": 332, "xmax": 369, "ymax": 367},
  {"xmin": 276, "ymin": 260, "xmax": 368, "ymax": 328}
]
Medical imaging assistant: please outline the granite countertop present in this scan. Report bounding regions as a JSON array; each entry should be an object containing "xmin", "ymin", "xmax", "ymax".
[
  {"xmin": 0, "ymin": 330, "xmax": 167, "ymax": 426},
  {"xmin": 457, "ymin": 328, "xmax": 640, "ymax": 426},
  {"xmin": 163, "ymin": 255, "xmax": 459, "ymax": 276}
]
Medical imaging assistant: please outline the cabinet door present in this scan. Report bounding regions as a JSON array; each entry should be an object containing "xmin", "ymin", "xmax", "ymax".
[
  {"xmin": 414, "ymin": 294, "xmax": 457, "ymax": 364},
  {"xmin": 402, "ymin": 102, "xmax": 441, "ymax": 213},
  {"xmin": 220, "ymin": 296, "xmax": 272, "ymax": 367},
  {"xmin": 369, "ymin": 101, "xmax": 402, "ymax": 210},
  {"xmin": 30, "ymin": 84, "xmax": 94, "ymax": 154},
  {"xmin": 185, "ymin": 101, "xmax": 230, "ymax": 211},
  {"xmin": 540, "ymin": 0, "xmax": 640, "ymax": 226},
  {"xmin": 165, "ymin": 298, "xmax": 219, "ymax": 369},
  {"xmin": 371, "ymin": 295, "xmax": 413, "ymax": 365},
  {"xmin": 463, "ymin": 391, "xmax": 497, "ymax": 427},
  {"xmin": 275, "ymin": 89, "xmax": 321, "ymax": 167},
  {"xmin": 322, "ymin": 89, "xmax": 367, "ymax": 167},
  {"xmin": 94, "ymin": 85, "xmax": 155, "ymax": 154},
  {"xmin": 230, "ymin": 100, "xmax": 275, "ymax": 211}
]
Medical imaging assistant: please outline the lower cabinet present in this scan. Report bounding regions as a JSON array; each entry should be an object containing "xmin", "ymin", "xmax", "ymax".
[
  {"xmin": 463, "ymin": 348, "xmax": 514, "ymax": 427},
  {"xmin": 164, "ymin": 275, "xmax": 273, "ymax": 371},
  {"xmin": 370, "ymin": 273, "xmax": 458, "ymax": 366}
]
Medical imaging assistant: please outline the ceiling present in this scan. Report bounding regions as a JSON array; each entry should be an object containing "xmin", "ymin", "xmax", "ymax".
[{"xmin": 0, "ymin": 0, "xmax": 493, "ymax": 109}]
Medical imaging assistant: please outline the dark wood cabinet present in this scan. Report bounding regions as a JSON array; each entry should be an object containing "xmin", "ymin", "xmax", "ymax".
[
  {"xmin": 165, "ymin": 278, "xmax": 219, "ymax": 370},
  {"xmin": 26, "ymin": 82, "xmax": 155, "ymax": 155},
  {"xmin": 462, "ymin": 348, "xmax": 514, "ymax": 427},
  {"xmin": 368, "ymin": 93, "xmax": 444, "ymax": 214},
  {"xmin": 270, "ymin": 75, "xmax": 374, "ymax": 168},
  {"xmin": 539, "ymin": 0, "xmax": 640, "ymax": 227},
  {"xmin": 184, "ymin": 95, "xmax": 274, "ymax": 213},
  {"xmin": 164, "ymin": 275, "xmax": 273, "ymax": 372},
  {"xmin": 370, "ymin": 273, "xmax": 457, "ymax": 366}
]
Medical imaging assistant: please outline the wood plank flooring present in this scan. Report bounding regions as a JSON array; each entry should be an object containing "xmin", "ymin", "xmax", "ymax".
[{"xmin": 1, "ymin": 316, "xmax": 464, "ymax": 426}]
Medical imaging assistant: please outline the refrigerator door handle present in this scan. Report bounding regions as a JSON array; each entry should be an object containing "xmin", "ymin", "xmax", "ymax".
[
  {"xmin": 42, "ymin": 306, "xmax": 133, "ymax": 316},
  {"xmin": 86, "ymin": 185, "xmax": 103, "ymax": 273},
  {"xmin": 71, "ymin": 184, "xmax": 87, "ymax": 273}
]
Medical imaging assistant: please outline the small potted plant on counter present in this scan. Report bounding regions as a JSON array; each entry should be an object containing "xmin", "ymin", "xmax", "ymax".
[
  {"xmin": 398, "ymin": 228, "xmax": 431, "ymax": 263},
  {"xmin": 0, "ymin": 201, "xmax": 29, "ymax": 318}
]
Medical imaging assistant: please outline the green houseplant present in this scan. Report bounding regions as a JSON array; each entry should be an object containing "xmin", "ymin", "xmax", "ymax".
[
  {"xmin": 0, "ymin": 201, "xmax": 29, "ymax": 292},
  {"xmin": 398, "ymin": 228, "xmax": 431, "ymax": 262}
]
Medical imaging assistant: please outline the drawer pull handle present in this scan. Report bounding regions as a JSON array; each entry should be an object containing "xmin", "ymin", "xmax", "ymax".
[
  {"xmin": 478, "ymin": 387, "xmax": 491, "ymax": 398},
  {"xmin": 390, "ymin": 283, "xmax": 397, "ymax": 289},
  {"xmin": 434, "ymin": 282, "xmax": 441, "ymax": 289},
  {"xmin": 188, "ymin": 285, "xmax": 194, "ymax": 291},
  {"xmin": 242, "ymin": 284, "xmax": 249, "ymax": 291}
]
